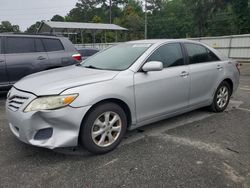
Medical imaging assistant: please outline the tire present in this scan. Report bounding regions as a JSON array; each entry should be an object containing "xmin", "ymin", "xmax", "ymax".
[
  {"xmin": 80, "ymin": 102, "xmax": 127, "ymax": 154},
  {"xmin": 209, "ymin": 81, "xmax": 231, "ymax": 112}
]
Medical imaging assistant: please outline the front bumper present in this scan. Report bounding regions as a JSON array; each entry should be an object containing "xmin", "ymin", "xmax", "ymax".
[{"xmin": 6, "ymin": 87, "xmax": 91, "ymax": 149}]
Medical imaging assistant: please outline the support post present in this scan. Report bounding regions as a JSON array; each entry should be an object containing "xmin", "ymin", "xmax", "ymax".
[
  {"xmin": 93, "ymin": 30, "xmax": 96, "ymax": 48},
  {"xmin": 105, "ymin": 30, "xmax": 107, "ymax": 43},
  {"xmin": 67, "ymin": 29, "xmax": 70, "ymax": 39},
  {"xmin": 109, "ymin": 0, "xmax": 112, "ymax": 23},
  {"xmin": 145, "ymin": 0, "xmax": 147, "ymax": 39},
  {"xmin": 81, "ymin": 30, "xmax": 84, "ymax": 45}
]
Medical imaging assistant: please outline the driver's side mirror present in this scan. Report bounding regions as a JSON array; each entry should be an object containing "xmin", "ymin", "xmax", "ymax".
[{"xmin": 142, "ymin": 61, "xmax": 163, "ymax": 72}]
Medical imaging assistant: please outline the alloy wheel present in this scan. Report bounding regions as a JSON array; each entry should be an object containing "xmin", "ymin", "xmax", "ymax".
[
  {"xmin": 91, "ymin": 111, "xmax": 122, "ymax": 147},
  {"xmin": 216, "ymin": 86, "xmax": 229, "ymax": 109}
]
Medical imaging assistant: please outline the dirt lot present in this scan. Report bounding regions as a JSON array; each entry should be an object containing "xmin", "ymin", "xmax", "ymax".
[{"xmin": 0, "ymin": 64, "xmax": 250, "ymax": 188}]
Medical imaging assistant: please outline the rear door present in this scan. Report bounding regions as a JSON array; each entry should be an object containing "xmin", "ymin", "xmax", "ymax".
[
  {"xmin": 5, "ymin": 36, "xmax": 50, "ymax": 83},
  {"xmin": 42, "ymin": 38, "xmax": 74, "ymax": 67},
  {"xmin": 184, "ymin": 43, "xmax": 224, "ymax": 106},
  {"xmin": 0, "ymin": 36, "xmax": 9, "ymax": 86}
]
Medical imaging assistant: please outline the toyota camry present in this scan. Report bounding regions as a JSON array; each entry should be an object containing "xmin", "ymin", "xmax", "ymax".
[{"xmin": 6, "ymin": 39, "xmax": 240, "ymax": 154}]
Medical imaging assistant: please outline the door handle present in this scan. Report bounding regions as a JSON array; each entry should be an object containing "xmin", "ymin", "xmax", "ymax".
[
  {"xmin": 37, "ymin": 56, "xmax": 46, "ymax": 60},
  {"xmin": 180, "ymin": 71, "xmax": 189, "ymax": 77},
  {"xmin": 217, "ymin": 65, "xmax": 223, "ymax": 70},
  {"xmin": 0, "ymin": 59, "xmax": 4, "ymax": 63}
]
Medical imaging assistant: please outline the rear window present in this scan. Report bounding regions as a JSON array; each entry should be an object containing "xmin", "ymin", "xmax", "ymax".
[
  {"xmin": 86, "ymin": 49, "xmax": 99, "ymax": 56},
  {"xmin": 35, "ymin": 39, "xmax": 45, "ymax": 52},
  {"xmin": 80, "ymin": 49, "xmax": 99, "ymax": 56},
  {"xmin": 6, "ymin": 37, "xmax": 36, "ymax": 54},
  {"xmin": 42, "ymin": 38, "xmax": 64, "ymax": 52},
  {"xmin": 185, "ymin": 43, "xmax": 220, "ymax": 64}
]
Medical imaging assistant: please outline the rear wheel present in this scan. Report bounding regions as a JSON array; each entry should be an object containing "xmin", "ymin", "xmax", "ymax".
[
  {"xmin": 80, "ymin": 102, "xmax": 127, "ymax": 154},
  {"xmin": 210, "ymin": 81, "xmax": 231, "ymax": 112}
]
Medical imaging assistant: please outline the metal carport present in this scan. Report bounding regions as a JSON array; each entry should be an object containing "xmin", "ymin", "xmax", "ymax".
[{"xmin": 37, "ymin": 21, "xmax": 128, "ymax": 44}]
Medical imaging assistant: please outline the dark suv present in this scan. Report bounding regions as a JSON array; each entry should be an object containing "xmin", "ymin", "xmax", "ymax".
[{"xmin": 0, "ymin": 34, "xmax": 81, "ymax": 91}]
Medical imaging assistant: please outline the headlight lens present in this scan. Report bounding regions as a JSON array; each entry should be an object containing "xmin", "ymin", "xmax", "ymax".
[{"xmin": 24, "ymin": 94, "xmax": 78, "ymax": 112}]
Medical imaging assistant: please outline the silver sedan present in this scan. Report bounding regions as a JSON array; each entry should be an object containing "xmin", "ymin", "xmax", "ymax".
[{"xmin": 6, "ymin": 39, "xmax": 240, "ymax": 154}]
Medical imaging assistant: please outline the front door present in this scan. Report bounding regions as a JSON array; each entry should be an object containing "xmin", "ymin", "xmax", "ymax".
[
  {"xmin": 134, "ymin": 43, "xmax": 190, "ymax": 123},
  {"xmin": 5, "ymin": 37, "xmax": 49, "ymax": 84}
]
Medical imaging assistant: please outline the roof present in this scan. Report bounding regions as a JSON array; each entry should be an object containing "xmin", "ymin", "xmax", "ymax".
[
  {"xmin": 0, "ymin": 33, "xmax": 59, "ymax": 38},
  {"xmin": 127, "ymin": 39, "xmax": 195, "ymax": 44},
  {"xmin": 37, "ymin": 21, "xmax": 128, "ymax": 33}
]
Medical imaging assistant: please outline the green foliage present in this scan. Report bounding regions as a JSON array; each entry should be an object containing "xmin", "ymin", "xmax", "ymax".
[
  {"xmin": 231, "ymin": 0, "xmax": 250, "ymax": 33},
  {"xmin": 24, "ymin": 0, "xmax": 250, "ymax": 41},
  {"xmin": 92, "ymin": 15, "xmax": 102, "ymax": 23},
  {"xmin": 0, "ymin": 21, "xmax": 20, "ymax": 33},
  {"xmin": 25, "ymin": 21, "xmax": 41, "ymax": 33},
  {"xmin": 51, "ymin": 15, "xmax": 65, "ymax": 22}
]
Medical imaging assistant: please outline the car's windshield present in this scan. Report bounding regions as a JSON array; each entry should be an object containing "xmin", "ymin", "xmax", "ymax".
[{"xmin": 81, "ymin": 43, "xmax": 151, "ymax": 71}]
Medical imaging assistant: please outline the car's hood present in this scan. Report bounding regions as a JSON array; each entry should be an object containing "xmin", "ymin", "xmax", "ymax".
[{"xmin": 14, "ymin": 65, "xmax": 119, "ymax": 95}]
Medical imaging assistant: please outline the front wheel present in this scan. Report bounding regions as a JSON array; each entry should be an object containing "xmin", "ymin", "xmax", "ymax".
[
  {"xmin": 80, "ymin": 102, "xmax": 127, "ymax": 154},
  {"xmin": 209, "ymin": 81, "xmax": 231, "ymax": 112}
]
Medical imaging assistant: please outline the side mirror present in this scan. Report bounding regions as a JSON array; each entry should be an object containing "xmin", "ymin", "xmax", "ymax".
[{"xmin": 142, "ymin": 61, "xmax": 163, "ymax": 72}]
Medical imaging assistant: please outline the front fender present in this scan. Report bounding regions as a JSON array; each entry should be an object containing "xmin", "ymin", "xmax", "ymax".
[{"xmin": 61, "ymin": 71, "xmax": 136, "ymax": 125}]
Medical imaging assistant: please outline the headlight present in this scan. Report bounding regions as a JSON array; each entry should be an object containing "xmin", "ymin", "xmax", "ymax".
[{"xmin": 24, "ymin": 94, "xmax": 78, "ymax": 112}]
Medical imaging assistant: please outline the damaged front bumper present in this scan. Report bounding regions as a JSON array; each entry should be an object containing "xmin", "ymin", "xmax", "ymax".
[{"xmin": 6, "ymin": 87, "xmax": 91, "ymax": 149}]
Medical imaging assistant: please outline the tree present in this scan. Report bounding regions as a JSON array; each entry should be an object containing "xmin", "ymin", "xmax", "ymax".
[
  {"xmin": 117, "ymin": 3, "xmax": 144, "ymax": 40},
  {"xmin": 25, "ymin": 21, "xmax": 41, "ymax": 33},
  {"xmin": 31, "ymin": 0, "xmax": 250, "ymax": 41},
  {"xmin": 92, "ymin": 15, "xmax": 102, "ymax": 23},
  {"xmin": 231, "ymin": 0, "xmax": 250, "ymax": 33},
  {"xmin": 183, "ymin": 0, "xmax": 230, "ymax": 36},
  {"xmin": 51, "ymin": 14, "xmax": 65, "ymax": 22},
  {"xmin": 147, "ymin": 0, "xmax": 193, "ymax": 38},
  {"xmin": 0, "ymin": 21, "xmax": 20, "ymax": 33}
]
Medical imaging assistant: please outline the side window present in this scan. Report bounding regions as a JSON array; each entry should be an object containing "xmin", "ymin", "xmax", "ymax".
[
  {"xmin": 6, "ymin": 37, "xmax": 35, "ymax": 54},
  {"xmin": 185, "ymin": 43, "xmax": 219, "ymax": 64},
  {"xmin": 147, "ymin": 43, "xmax": 184, "ymax": 68},
  {"xmin": 207, "ymin": 49, "xmax": 220, "ymax": 62},
  {"xmin": 35, "ymin": 39, "xmax": 45, "ymax": 52},
  {"xmin": 42, "ymin": 38, "xmax": 64, "ymax": 52}
]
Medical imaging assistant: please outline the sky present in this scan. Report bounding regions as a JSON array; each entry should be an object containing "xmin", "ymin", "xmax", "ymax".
[{"xmin": 0, "ymin": 0, "xmax": 78, "ymax": 31}]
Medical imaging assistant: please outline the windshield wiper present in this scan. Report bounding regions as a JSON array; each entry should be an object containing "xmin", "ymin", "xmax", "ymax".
[{"xmin": 83, "ymin": 65, "xmax": 103, "ymax": 70}]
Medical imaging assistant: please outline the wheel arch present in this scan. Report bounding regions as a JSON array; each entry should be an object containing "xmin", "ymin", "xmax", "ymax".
[
  {"xmin": 223, "ymin": 78, "xmax": 233, "ymax": 94},
  {"xmin": 78, "ymin": 98, "xmax": 133, "ymax": 144}
]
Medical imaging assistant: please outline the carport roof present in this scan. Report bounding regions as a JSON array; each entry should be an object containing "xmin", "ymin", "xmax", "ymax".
[{"xmin": 37, "ymin": 21, "xmax": 128, "ymax": 33}]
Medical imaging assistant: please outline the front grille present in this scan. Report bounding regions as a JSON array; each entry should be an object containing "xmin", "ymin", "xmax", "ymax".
[{"xmin": 8, "ymin": 95, "xmax": 29, "ymax": 112}]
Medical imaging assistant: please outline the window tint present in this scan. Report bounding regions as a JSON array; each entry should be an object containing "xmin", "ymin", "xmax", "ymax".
[
  {"xmin": 35, "ymin": 39, "xmax": 45, "ymax": 52},
  {"xmin": 84, "ymin": 50, "xmax": 92, "ymax": 56},
  {"xmin": 88, "ymin": 49, "xmax": 99, "ymax": 56},
  {"xmin": 207, "ymin": 49, "xmax": 220, "ymax": 62},
  {"xmin": 185, "ymin": 43, "xmax": 219, "ymax": 64},
  {"xmin": 79, "ymin": 49, "xmax": 98, "ymax": 56},
  {"xmin": 42, "ymin": 38, "xmax": 64, "ymax": 52},
  {"xmin": 147, "ymin": 43, "xmax": 184, "ymax": 68},
  {"xmin": 6, "ymin": 37, "xmax": 35, "ymax": 54}
]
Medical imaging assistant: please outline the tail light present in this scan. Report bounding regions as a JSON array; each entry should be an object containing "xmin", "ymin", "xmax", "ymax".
[{"xmin": 72, "ymin": 53, "xmax": 82, "ymax": 62}]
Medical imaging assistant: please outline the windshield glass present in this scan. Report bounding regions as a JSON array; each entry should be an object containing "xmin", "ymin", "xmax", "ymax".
[{"xmin": 81, "ymin": 43, "xmax": 151, "ymax": 71}]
